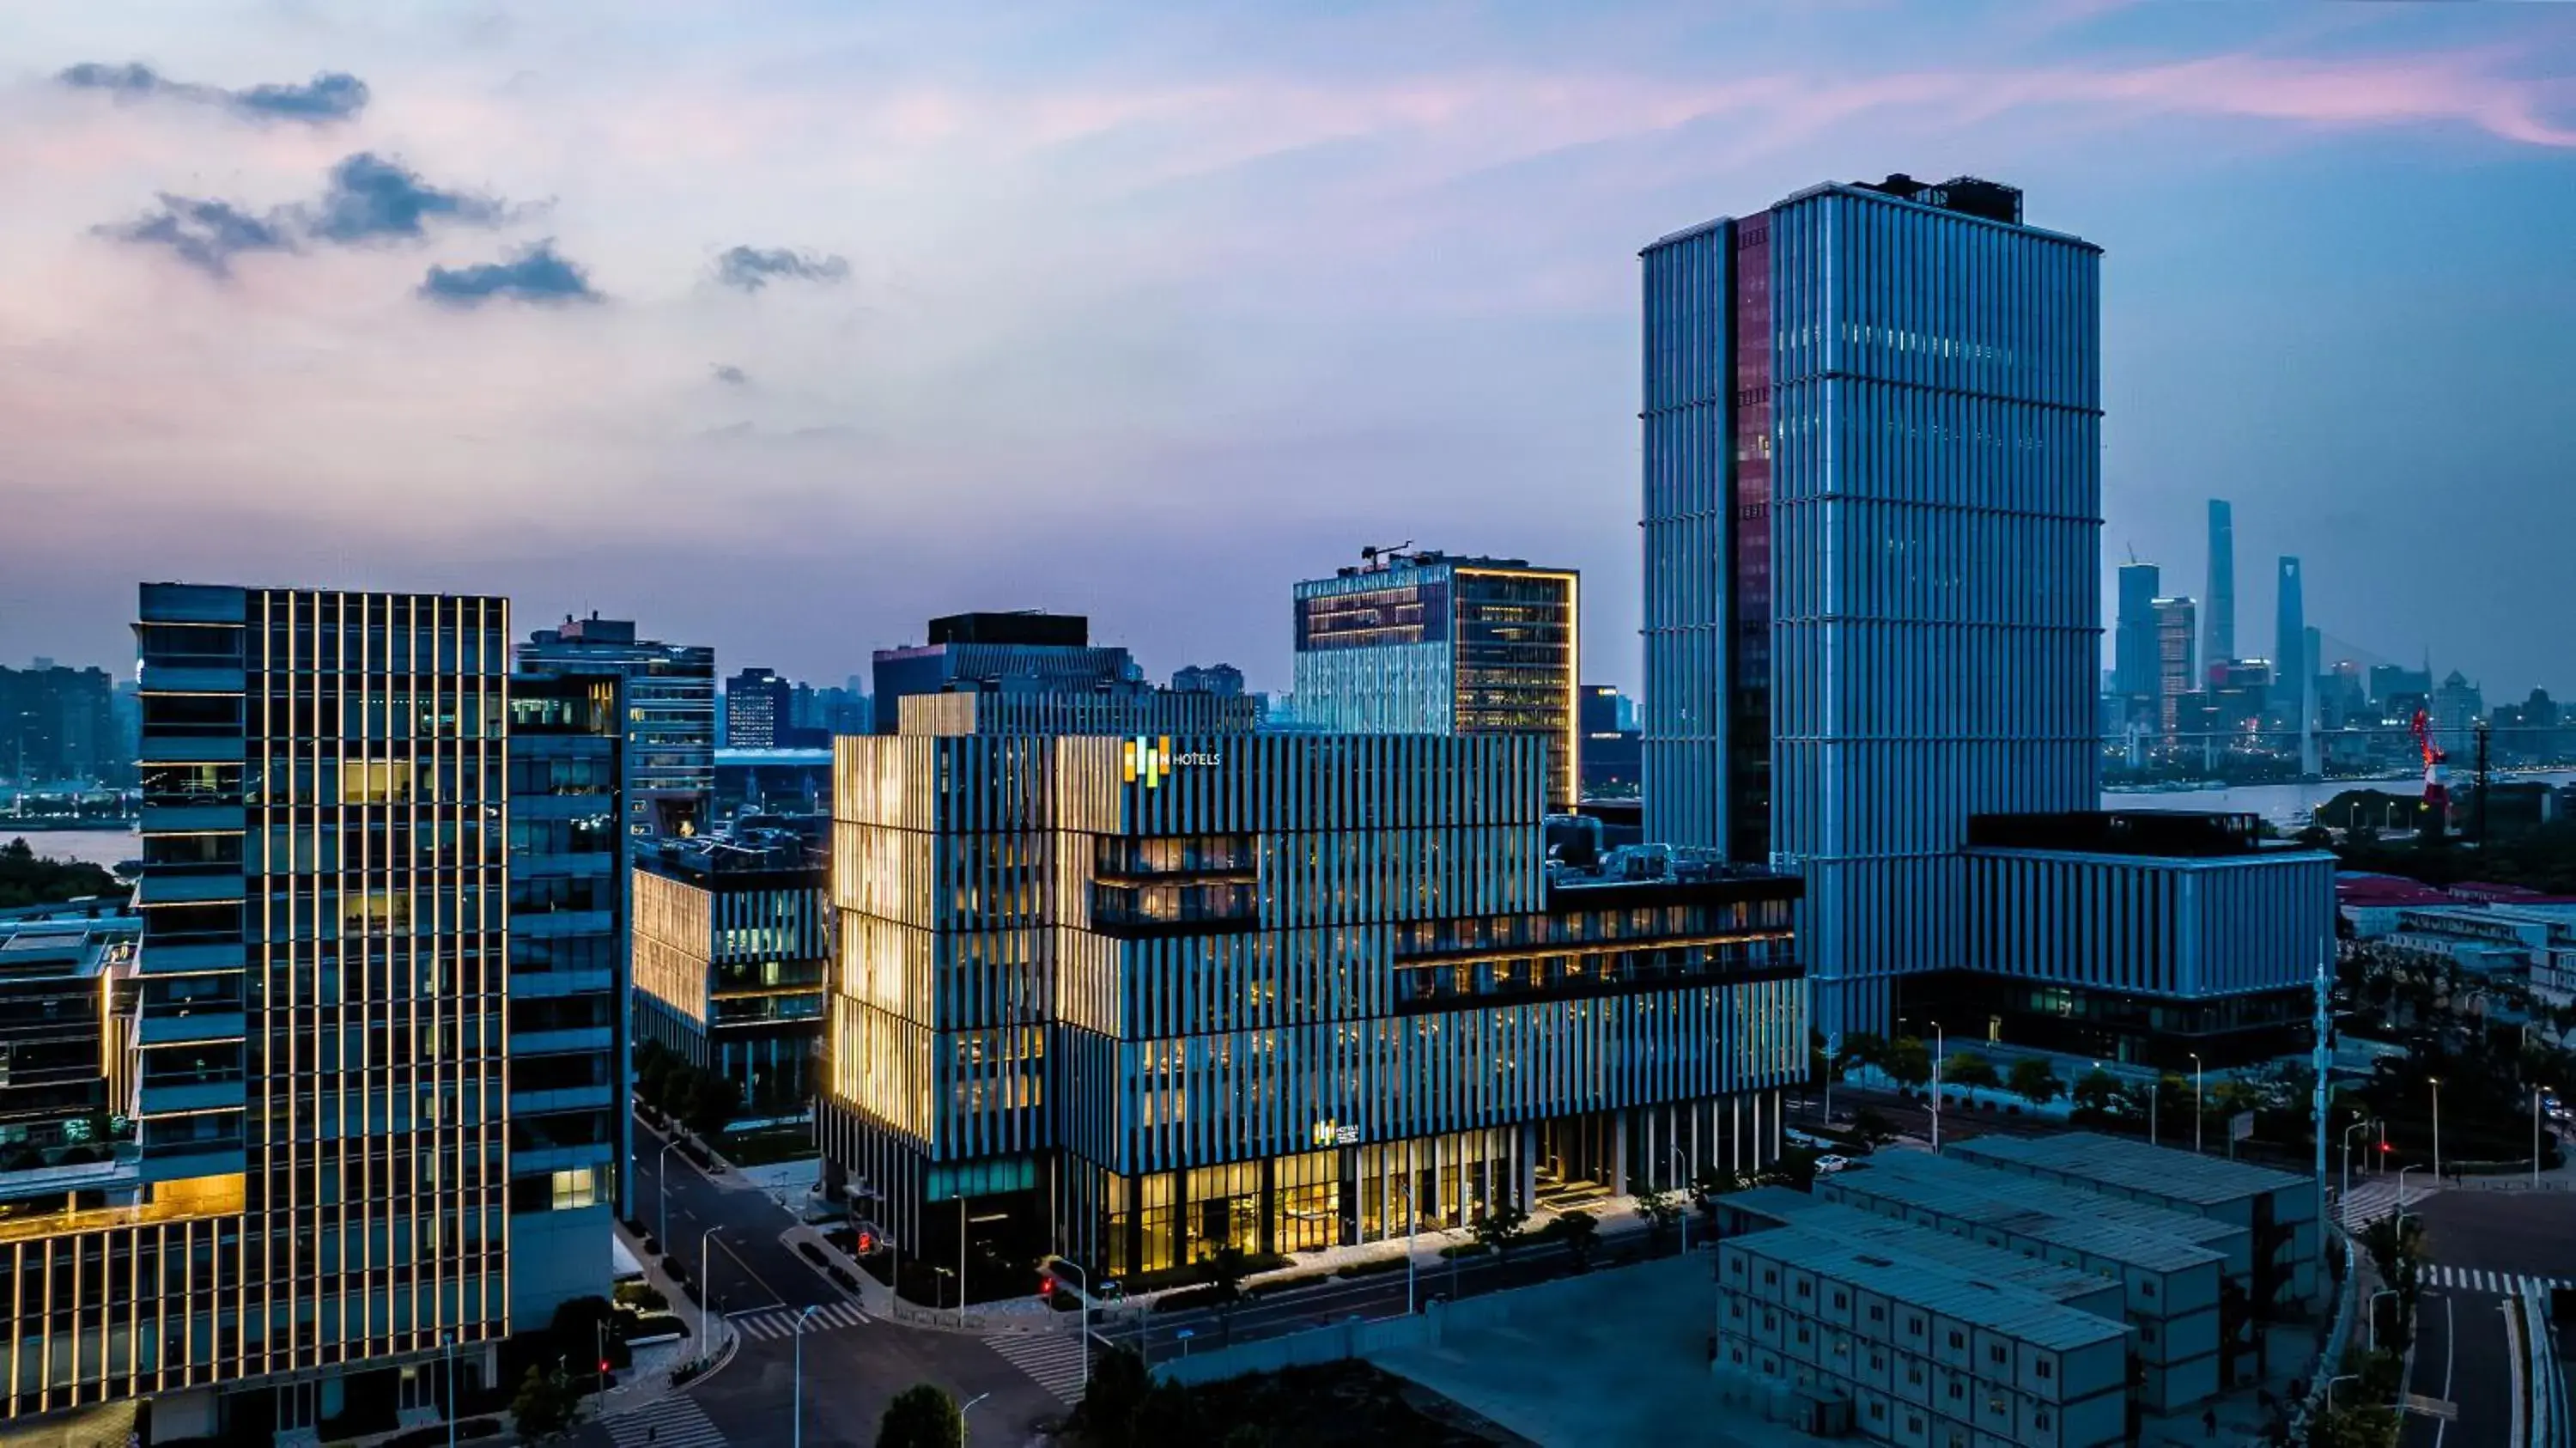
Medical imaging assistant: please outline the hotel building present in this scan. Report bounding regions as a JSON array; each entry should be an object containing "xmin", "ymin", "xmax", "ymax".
[
  {"xmin": 821, "ymin": 723, "xmax": 1803, "ymax": 1282},
  {"xmin": 1291, "ymin": 551, "xmax": 1581, "ymax": 811},
  {"xmin": 634, "ymin": 827, "xmax": 829, "ymax": 1116},
  {"xmin": 0, "ymin": 586, "xmax": 610, "ymax": 1440},
  {"xmin": 1642, "ymin": 173, "xmax": 2103, "ymax": 1036}
]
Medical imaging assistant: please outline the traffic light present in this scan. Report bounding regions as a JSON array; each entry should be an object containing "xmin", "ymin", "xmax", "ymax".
[
  {"xmin": 857, "ymin": 1229, "xmax": 876, "ymax": 1255},
  {"xmin": 1037, "ymin": 1273, "xmax": 1056, "ymax": 1300},
  {"xmin": 598, "ymin": 1358, "xmax": 611, "ymax": 1376},
  {"xmin": 2380, "ymin": 1141, "xmax": 2392, "ymax": 1153}
]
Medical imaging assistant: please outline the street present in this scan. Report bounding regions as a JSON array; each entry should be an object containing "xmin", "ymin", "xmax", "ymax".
[
  {"xmin": 2397, "ymin": 1192, "xmax": 2575, "ymax": 1448},
  {"xmin": 582, "ymin": 1115, "xmax": 1066, "ymax": 1448}
]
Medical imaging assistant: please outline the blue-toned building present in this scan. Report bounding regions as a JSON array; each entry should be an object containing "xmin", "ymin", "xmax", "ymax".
[
  {"xmin": 2204, "ymin": 502, "xmax": 2235, "ymax": 679},
  {"xmin": 517, "ymin": 614, "xmax": 714, "ymax": 840},
  {"xmin": 504, "ymin": 668, "xmax": 630, "ymax": 1320},
  {"xmin": 2113, "ymin": 563, "xmax": 2161, "ymax": 715},
  {"xmin": 1641, "ymin": 173, "xmax": 2104, "ymax": 1036},
  {"xmin": 870, "ymin": 611, "xmax": 1144, "ymax": 734},
  {"xmin": 1291, "ymin": 550, "xmax": 1582, "ymax": 810},
  {"xmin": 1899, "ymin": 811, "xmax": 2335, "ymax": 1070}
]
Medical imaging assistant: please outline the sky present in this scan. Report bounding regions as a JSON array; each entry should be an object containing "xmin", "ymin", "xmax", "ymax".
[{"xmin": 2, "ymin": 1, "xmax": 2572, "ymax": 699}]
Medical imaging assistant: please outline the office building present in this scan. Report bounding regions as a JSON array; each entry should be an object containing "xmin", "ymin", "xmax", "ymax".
[
  {"xmin": 1713, "ymin": 1225, "xmax": 2132, "ymax": 1448},
  {"xmin": 2152, "ymin": 598, "xmax": 2196, "ymax": 739},
  {"xmin": 1898, "ymin": 811, "xmax": 2335, "ymax": 1071},
  {"xmin": 896, "ymin": 690, "xmax": 1261, "ymax": 740},
  {"xmin": 1291, "ymin": 550, "xmax": 1580, "ymax": 810},
  {"xmin": 1642, "ymin": 173, "xmax": 2101, "ymax": 1035},
  {"xmin": 1941, "ymin": 1132, "xmax": 2320, "ymax": 1303},
  {"xmin": 635, "ymin": 826, "xmax": 829, "ymax": 1116},
  {"xmin": 2271, "ymin": 558, "xmax": 2306, "ymax": 727},
  {"xmin": 502, "ymin": 667, "xmax": 631, "ymax": 1313},
  {"xmin": 1170, "ymin": 664, "xmax": 1247, "ymax": 697},
  {"xmin": 14, "ymin": 584, "xmax": 567, "ymax": 1439},
  {"xmin": 712, "ymin": 745, "xmax": 835, "ymax": 822},
  {"xmin": 1814, "ymin": 1149, "xmax": 2232, "ymax": 1409},
  {"xmin": 1580, "ymin": 684, "xmax": 1643, "ymax": 798},
  {"xmin": 2203, "ymin": 502, "xmax": 2234, "ymax": 678},
  {"xmin": 0, "ymin": 662, "xmax": 119, "ymax": 785},
  {"xmin": 724, "ymin": 666, "xmax": 793, "ymax": 749},
  {"xmin": 870, "ymin": 612, "xmax": 1144, "ymax": 734},
  {"xmin": 2112, "ymin": 563, "xmax": 2160, "ymax": 715},
  {"xmin": 2431, "ymin": 671, "xmax": 2484, "ymax": 757},
  {"xmin": 821, "ymin": 723, "xmax": 1805, "ymax": 1282},
  {"xmin": 0, "ymin": 908, "xmax": 139, "ymax": 1161},
  {"xmin": 519, "ymin": 614, "xmax": 715, "ymax": 839}
]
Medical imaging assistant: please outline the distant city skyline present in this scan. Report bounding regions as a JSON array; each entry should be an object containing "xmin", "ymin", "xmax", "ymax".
[{"xmin": 3, "ymin": 3, "xmax": 2573, "ymax": 698}]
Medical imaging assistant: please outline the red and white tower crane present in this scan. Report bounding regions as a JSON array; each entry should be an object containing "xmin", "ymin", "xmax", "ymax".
[{"xmin": 2410, "ymin": 708, "xmax": 2450, "ymax": 828}]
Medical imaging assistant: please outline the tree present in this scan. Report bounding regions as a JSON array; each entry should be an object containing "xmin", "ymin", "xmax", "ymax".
[
  {"xmin": 1131, "ymin": 1381, "xmax": 1205, "ymax": 1445},
  {"xmin": 878, "ymin": 1383, "xmax": 965, "ymax": 1448},
  {"xmin": 683, "ymin": 1070, "xmax": 741, "ymax": 1138},
  {"xmin": 1941, "ymin": 1051, "xmax": 2001, "ymax": 1092},
  {"xmin": 1838, "ymin": 1031, "xmax": 1890, "ymax": 1077},
  {"xmin": 1850, "ymin": 1107, "xmax": 1899, "ymax": 1146},
  {"xmin": 2008, "ymin": 1057, "xmax": 2064, "ymax": 1109},
  {"xmin": 2070, "ymin": 1069, "xmax": 2123, "ymax": 1118},
  {"xmin": 1196, "ymin": 1243, "xmax": 1250, "ymax": 1340},
  {"xmin": 1072, "ymin": 1346, "xmax": 1151, "ymax": 1445},
  {"xmin": 1634, "ymin": 1187, "xmax": 1680, "ymax": 1244},
  {"xmin": 1884, "ymin": 1037, "xmax": 1934, "ymax": 1090},
  {"xmin": 0, "ymin": 839, "xmax": 119, "ymax": 911},
  {"xmin": 510, "ymin": 1364, "xmax": 574, "ymax": 1440},
  {"xmin": 1473, "ymin": 1203, "xmax": 1529, "ymax": 1262},
  {"xmin": 1555, "ymin": 1209, "xmax": 1601, "ymax": 1272}
]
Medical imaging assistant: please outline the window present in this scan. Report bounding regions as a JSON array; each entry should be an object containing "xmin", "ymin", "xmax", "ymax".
[
  {"xmin": 2142, "ymin": 1278, "xmax": 2158, "ymax": 1299},
  {"xmin": 549, "ymin": 1168, "xmax": 598, "ymax": 1211},
  {"xmin": 1870, "ymin": 1305, "xmax": 1886, "ymax": 1323},
  {"xmin": 1764, "ymin": 1269, "xmax": 1777, "ymax": 1286},
  {"xmin": 1948, "ymin": 1330, "xmax": 1965, "ymax": 1350},
  {"xmin": 1949, "ymin": 1382, "xmax": 1965, "ymax": 1401},
  {"xmin": 1908, "ymin": 1366, "xmax": 1924, "ymax": 1386},
  {"xmin": 1906, "ymin": 1415, "xmax": 1923, "ymax": 1435},
  {"xmin": 1989, "ymin": 1394, "xmax": 2007, "ymax": 1415},
  {"xmin": 2142, "ymin": 1323, "xmax": 2157, "ymax": 1345},
  {"xmin": 1908, "ymin": 1317, "xmax": 1926, "ymax": 1338},
  {"xmin": 2036, "ymin": 1411, "xmax": 2052, "ymax": 1430},
  {"xmin": 1832, "ymin": 1291, "xmax": 1848, "ymax": 1311},
  {"xmin": 1795, "ymin": 1327, "xmax": 1810, "ymax": 1345},
  {"xmin": 1869, "ymin": 1402, "xmax": 1886, "ymax": 1421},
  {"xmin": 2036, "ymin": 1360, "xmax": 2053, "ymax": 1380},
  {"xmin": 1990, "ymin": 1345, "xmax": 2008, "ymax": 1365},
  {"xmin": 1795, "ymin": 1280, "xmax": 1811, "ymax": 1299}
]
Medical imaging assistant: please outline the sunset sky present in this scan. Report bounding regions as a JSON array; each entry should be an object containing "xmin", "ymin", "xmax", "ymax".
[{"xmin": 3, "ymin": 2, "xmax": 2572, "ymax": 697}]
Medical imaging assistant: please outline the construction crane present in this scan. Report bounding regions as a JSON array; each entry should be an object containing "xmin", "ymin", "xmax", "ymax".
[
  {"xmin": 1359, "ymin": 540, "xmax": 1414, "ymax": 569},
  {"xmin": 2409, "ymin": 708, "xmax": 2450, "ymax": 831}
]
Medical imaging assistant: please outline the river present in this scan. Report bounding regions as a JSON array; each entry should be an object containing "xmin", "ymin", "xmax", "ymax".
[
  {"xmin": 3, "ymin": 827, "xmax": 140, "ymax": 871},
  {"xmin": 2106, "ymin": 769, "xmax": 2576, "ymax": 830}
]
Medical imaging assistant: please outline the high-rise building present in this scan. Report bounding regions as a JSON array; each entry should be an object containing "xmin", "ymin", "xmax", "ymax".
[
  {"xmin": 869, "ymin": 611, "xmax": 1142, "ymax": 734},
  {"xmin": 2273, "ymin": 557, "xmax": 2306, "ymax": 725},
  {"xmin": 1579, "ymin": 684, "xmax": 1643, "ymax": 798},
  {"xmin": 2113, "ymin": 563, "xmax": 2161, "ymax": 712},
  {"xmin": 635, "ymin": 825, "xmax": 828, "ymax": 1117},
  {"xmin": 1291, "ymin": 550, "xmax": 1580, "ymax": 810},
  {"xmin": 502, "ymin": 666, "xmax": 630, "ymax": 1315},
  {"xmin": 2153, "ymin": 596, "xmax": 2197, "ymax": 739},
  {"xmin": 32, "ymin": 584, "xmax": 575, "ymax": 1439},
  {"xmin": 0, "ymin": 661, "xmax": 118, "ymax": 785},
  {"xmin": 723, "ymin": 666, "xmax": 793, "ymax": 749},
  {"xmin": 1642, "ymin": 173, "xmax": 2101, "ymax": 1034},
  {"xmin": 2204, "ymin": 501, "xmax": 2235, "ymax": 678},
  {"xmin": 2432, "ymin": 671, "xmax": 2485, "ymax": 757},
  {"xmin": 821, "ymin": 718, "xmax": 1805, "ymax": 1281},
  {"xmin": 519, "ymin": 613, "xmax": 715, "ymax": 838},
  {"xmin": 1170, "ymin": 663, "xmax": 1247, "ymax": 697}
]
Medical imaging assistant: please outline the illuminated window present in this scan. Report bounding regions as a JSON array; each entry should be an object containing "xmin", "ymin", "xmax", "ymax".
[{"xmin": 550, "ymin": 1168, "xmax": 598, "ymax": 1210}]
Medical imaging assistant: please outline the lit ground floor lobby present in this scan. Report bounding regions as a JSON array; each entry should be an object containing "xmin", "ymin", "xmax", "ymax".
[{"xmin": 1056, "ymin": 1091, "xmax": 1791, "ymax": 1279}]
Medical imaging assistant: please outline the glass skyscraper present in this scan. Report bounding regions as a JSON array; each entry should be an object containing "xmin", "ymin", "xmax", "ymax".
[
  {"xmin": 517, "ymin": 614, "xmax": 714, "ymax": 840},
  {"xmin": 1642, "ymin": 173, "xmax": 2103, "ymax": 1035},
  {"xmin": 2204, "ymin": 500, "xmax": 2235, "ymax": 678}
]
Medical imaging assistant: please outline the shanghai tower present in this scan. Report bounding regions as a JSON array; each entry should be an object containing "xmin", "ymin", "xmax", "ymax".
[{"xmin": 2204, "ymin": 499, "xmax": 2235, "ymax": 675}]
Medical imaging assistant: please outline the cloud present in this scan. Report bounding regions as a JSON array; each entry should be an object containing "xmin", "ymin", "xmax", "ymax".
[
  {"xmin": 93, "ymin": 195, "xmax": 298, "ymax": 277},
  {"xmin": 55, "ymin": 62, "xmax": 369, "ymax": 124},
  {"xmin": 418, "ymin": 240, "xmax": 603, "ymax": 308},
  {"xmin": 714, "ymin": 245, "xmax": 851, "ymax": 291},
  {"xmin": 300, "ymin": 153, "xmax": 511, "ymax": 244},
  {"xmin": 712, "ymin": 363, "xmax": 750, "ymax": 385}
]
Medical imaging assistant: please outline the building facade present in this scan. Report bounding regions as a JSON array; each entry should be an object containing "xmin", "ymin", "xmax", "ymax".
[
  {"xmin": 1291, "ymin": 551, "xmax": 1581, "ymax": 810},
  {"xmin": 1643, "ymin": 173, "xmax": 2103, "ymax": 1036},
  {"xmin": 1170, "ymin": 665, "xmax": 1247, "ymax": 697},
  {"xmin": 1897, "ymin": 812, "xmax": 2334, "ymax": 1071},
  {"xmin": 870, "ymin": 612, "xmax": 1143, "ymax": 734},
  {"xmin": 820, "ymin": 728, "xmax": 1805, "ymax": 1284},
  {"xmin": 503, "ymin": 668, "xmax": 630, "ymax": 1311},
  {"xmin": 2112, "ymin": 563, "xmax": 2160, "ymax": 715},
  {"xmin": 0, "ymin": 663, "xmax": 121, "ymax": 786},
  {"xmin": 723, "ymin": 667, "xmax": 792, "ymax": 750},
  {"xmin": 517, "ymin": 614, "xmax": 714, "ymax": 839},
  {"xmin": 896, "ymin": 690, "xmax": 1261, "ymax": 740},
  {"xmin": 2153, "ymin": 597, "xmax": 2196, "ymax": 741},
  {"xmin": 11, "ymin": 583, "xmax": 554, "ymax": 1439},
  {"xmin": 634, "ymin": 828, "xmax": 829, "ymax": 1116},
  {"xmin": 1580, "ymin": 684, "xmax": 1643, "ymax": 799}
]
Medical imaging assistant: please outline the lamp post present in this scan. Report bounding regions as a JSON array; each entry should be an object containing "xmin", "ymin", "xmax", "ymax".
[
  {"xmin": 959, "ymin": 1390, "xmax": 992, "ymax": 1446},
  {"xmin": 791, "ymin": 1305, "xmax": 819, "ymax": 1448},
  {"xmin": 657, "ymin": 1137, "xmax": 681, "ymax": 1246},
  {"xmin": 2537, "ymin": 1086, "xmax": 2549, "ymax": 1188},
  {"xmin": 2397, "ymin": 1162, "xmax": 2424, "ymax": 1209},
  {"xmin": 2366, "ymin": 1288, "xmax": 2399, "ymax": 1352},
  {"xmin": 1400, "ymin": 1141, "xmax": 1419, "ymax": 1316},
  {"xmin": 702, "ymin": 1226, "xmax": 724, "ymax": 1352},
  {"xmin": 2429, "ymin": 1078, "xmax": 2443, "ymax": 1182},
  {"xmin": 1931, "ymin": 1022, "xmax": 1945, "ymax": 1153},
  {"xmin": 1047, "ymin": 1256, "xmax": 1093, "ymax": 1392},
  {"xmin": 2190, "ymin": 1053, "xmax": 2204, "ymax": 1154},
  {"xmin": 2342, "ymin": 1118, "xmax": 2375, "ymax": 1209},
  {"xmin": 2324, "ymin": 1373, "xmax": 2360, "ymax": 1412},
  {"xmin": 1669, "ymin": 1145, "xmax": 1694, "ymax": 1256}
]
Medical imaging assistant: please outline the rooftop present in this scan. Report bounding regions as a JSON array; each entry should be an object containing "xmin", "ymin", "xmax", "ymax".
[
  {"xmin": 1722, "ymin": 1189, "xmax": 2123, "ymax": 1306},
  {"xmin": 1942, "ymin": 1131, "xmax": 2311, "ymax": 1207},
  {"xmin": 0, "ymin": 913, "xmax": 140, "ymax": 981},
  {"xmin": 1723, "ymin": 1228, "xmax": 2130, "ymax": 1354},
  {"xmin": 1823, "ymin": 1152, "xmax": 2239, "ymax": 1275},
  {"xmin": 638, "ymin": 827, "xmax": 820, "ymax": 879},
  {"xmin": 927, "ymin": 611, "xmax": 1088, "ymax": 648},
  {"xmin": 1966, "ymin": 811, "xmax": 2275, "ymax": 859}
]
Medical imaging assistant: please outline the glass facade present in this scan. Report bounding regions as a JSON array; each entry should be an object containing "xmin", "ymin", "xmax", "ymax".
[{"xmin": 515, "ymin": 618, "xmax": 713, "ymax": 840}]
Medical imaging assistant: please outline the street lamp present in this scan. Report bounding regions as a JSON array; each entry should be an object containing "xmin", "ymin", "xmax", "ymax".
[
  {"xmin": 1399, "ymin": 1141, "xmax": 1419, "ymax": 1316},
  {"xmin": 2429, "ymin": 1078, "xmax": 2443, "ymax": 1181},
  {"xmin": 657, "ymin": 1137, "xmax": 682, "ymax": 1246},
  {"xmin": 1931, "ymin": 1022, "xmax": 1945, "ymax": 1153},
  {"xmin": 958, "ymin": 1196, "xmax": 969, "ymax": 1330},
  {"xmin": 791, "ymin": 1305, "xmax": 820, "ymax": 1448},
  {"xmin": 959, "ymin": 1390, "xmax": 992, "ymax": 1446},
  {"xmin": 2190, "ymin": 1053, "xmax": 2204, "ymax": 1154},
  {"xmin": 2342, "ymin": 1118, "xmax": 2377, "ymax": 1210},
  {"xmin": 1669, "ymin": 1145, "xmax": 1694, "ymax": 1256},
  {"xmin": 702, "ymin": 1226, "xmax": 725, "ymax": 1351},
  {"xmin": 2366, "ymin": 1288, "xmax": 2398, "ymax": 1352},
  {"xmin": 2324, "ymin": 1373, "xmax": 2360, "ymax": 1412},
  {"xmin": 2396, "ymin": 1163, "xmax": 2424, "ymax": 1209},
  {"xmin": 1047, "ymin": 1256, "xmax": 1094, "ymax": 1392},
  {"xmin": 2537, "ymin": 1086, "xmax": 2551, "ymax": 1188}
]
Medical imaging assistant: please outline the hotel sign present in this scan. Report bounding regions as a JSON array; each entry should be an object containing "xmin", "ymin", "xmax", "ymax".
[
  {"xmin": 1123, "ymin": 736, "xmax": 1221, "ymax": 788},
  {"xmin": 1310, "ymin": 1119, "xmax": 1361, "ymax": 1147}
]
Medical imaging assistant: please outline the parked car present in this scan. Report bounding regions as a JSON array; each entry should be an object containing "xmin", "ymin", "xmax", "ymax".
[{"xmin": 1813, "ymin": 1155, "xmax": 1850, "ymax": 1175}]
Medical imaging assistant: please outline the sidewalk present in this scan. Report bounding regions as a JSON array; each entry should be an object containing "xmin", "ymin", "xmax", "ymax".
[{"xmin": 591, "ymin": 1216, "xmax": 741, "ymax": 1421}]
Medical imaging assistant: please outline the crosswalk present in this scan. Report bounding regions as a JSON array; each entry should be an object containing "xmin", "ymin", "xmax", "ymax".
[
  {"xmin": 2421, "ymin": 1264, "xmax": 2574, "ymax": 1295},
  {"xmin": 987, "ymin": 1329, "xmax": 1091, "ymax": 1404},
  {"xmin": 604, "ymin": 1394, "xmax": 726, "ymax": 1448},
  {"xmin": 729, "ymin": 1299, "xmax": 870, "ymax": 1341},
  {"xmin": 2337, "ymin": 1179, "xmax": 2432, "ymax": 1230}
]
